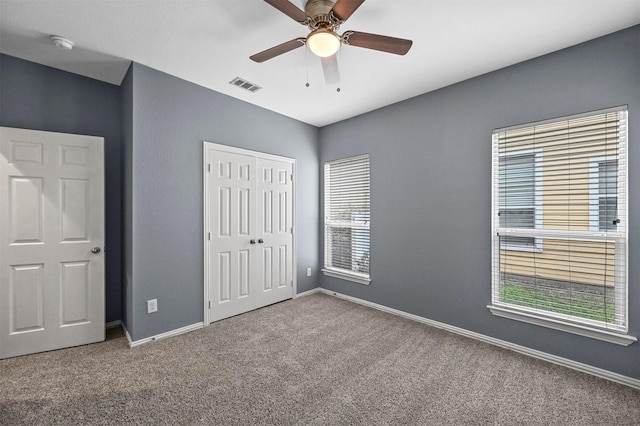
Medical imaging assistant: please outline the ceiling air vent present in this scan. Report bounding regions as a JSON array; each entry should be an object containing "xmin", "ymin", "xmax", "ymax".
[{"xmin": 229, "ymin": 77, "xmax": 262, "ymax": 93}]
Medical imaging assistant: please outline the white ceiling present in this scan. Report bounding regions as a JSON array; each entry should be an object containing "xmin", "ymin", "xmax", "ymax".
[{"xmin": 1, "ymin": 1, "xmax": 639, "ymax": 127}]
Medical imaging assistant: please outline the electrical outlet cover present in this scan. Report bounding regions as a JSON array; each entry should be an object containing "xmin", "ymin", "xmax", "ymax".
[{"xmin": 147, "ymin": 299, "xmax": 158, "ymax": 313}]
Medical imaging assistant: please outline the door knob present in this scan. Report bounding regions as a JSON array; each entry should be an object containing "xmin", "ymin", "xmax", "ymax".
[
  {"xmin": 250, "ymin": 239, "xmax": 256, "ymax": 245},
  {"xmin": 91, "ymin": 247, "xmax": 101, "ymax": 254},
  {"xmin": 258, "ymin": 239, "xmax": 264, "ymax": 244}
]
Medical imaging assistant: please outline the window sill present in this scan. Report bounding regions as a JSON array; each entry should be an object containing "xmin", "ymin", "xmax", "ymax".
[
  {"xmin": 488, "ymin": 304, "xmax": 637, "ymax": 346},
  {"xmin": 322, "ymin": 268, "xmax": 371, "ymax": 285}
]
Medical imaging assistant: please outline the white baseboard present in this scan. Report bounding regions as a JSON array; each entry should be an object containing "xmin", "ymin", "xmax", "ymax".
[
  {"xmin": 126, "ymin": 322, "xmax": 204, "ymax": 348},
  {"xmin": 295, "ymin": 287, "xmax": 321, "ymax": 298},
  {"xmin": 318, "ymin": 288, "xmax": 640, "ymax": 391},
  {"xmin": 106, "ymin": 320, "xmax": 122, "ymax": 329}
]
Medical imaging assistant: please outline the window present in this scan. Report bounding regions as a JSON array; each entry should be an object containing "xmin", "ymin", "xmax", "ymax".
[
  {"xmin": 490, "ymin": 107, "xmax": 633, "ymax": 345},
  {"xmin": 499, "ymin": 151, "xmax": 542, "ymax": 251},
  {"xmin": 589, "ymin": 158, "xmax": 618, "ymax": 232},
  {"xmin": 323, "ymin": 154, "xmax": 371, "ymax": 285}
]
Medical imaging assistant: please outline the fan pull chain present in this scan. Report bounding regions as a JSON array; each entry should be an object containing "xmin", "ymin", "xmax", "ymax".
[
  {"xmin": 305, "ymin": 47, "xmax": 310, "ymax": 88},
  {"xmin": 336, "ymin": 51, "xmax": 341, "ymax": 93}
]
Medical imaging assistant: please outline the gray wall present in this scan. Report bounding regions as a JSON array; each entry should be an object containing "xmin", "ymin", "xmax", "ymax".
[
  {"xmin": 0, "ymin": 54, "xmax": 123, "ymax": 323},
  {"xmin": 124, "ymin": 63, "xmax": 319, "ymax": 341},
  {"xmin": 121, "ymin": 65, "xmax": 134, "ymax": 331},
  {"xmin": 318, "ymin": 26, "xmax": 640, "ymax": 379}
]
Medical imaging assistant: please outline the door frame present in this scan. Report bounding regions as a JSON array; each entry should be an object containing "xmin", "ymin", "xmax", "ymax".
[{"xmin": 202, "ymin": 141, "xmax": 296, "ymax": 326}]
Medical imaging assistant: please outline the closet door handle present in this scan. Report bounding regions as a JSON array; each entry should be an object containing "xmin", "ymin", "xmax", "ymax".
[
  {"xmin": 250, "ymin": 239, "xmax": 256, "ymax": 245},
  {"xmin": 258, "ymin": 239, "xmax": 264, "ymax": 244}
]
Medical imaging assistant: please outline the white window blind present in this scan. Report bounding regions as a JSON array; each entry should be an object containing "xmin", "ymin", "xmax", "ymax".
[
  {"xmin": 323, "ymin": 154, "xmax": 370, "ymax": 283},
  {"xmin": 490, "ymin": 106, "xmax": 628, "ymax": 336}
]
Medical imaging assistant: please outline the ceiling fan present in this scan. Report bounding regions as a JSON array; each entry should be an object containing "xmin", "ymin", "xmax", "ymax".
[{"xmin": 250, "ymin": 0, "xmax": 413, "ymax": 85}]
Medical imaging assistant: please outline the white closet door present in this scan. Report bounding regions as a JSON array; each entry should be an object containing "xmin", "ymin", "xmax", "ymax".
[
  {"xmin": 256, "ymin": 158, "xmax": 294, "ymax": 306},
  {"xmin": 0, "ymin": 127, "xmax": 105, "ymax": 359},
  {"xmin": 205, "ymin": 143, "xmax": 295, "ymax": 324},
  {"xmin": 207, "ymin": 150, "xmax": 258, "ymax": 322}
]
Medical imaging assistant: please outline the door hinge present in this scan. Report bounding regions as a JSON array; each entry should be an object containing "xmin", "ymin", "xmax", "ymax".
[
  {"xmin": 208, "ymin": 300, "xmax": 211, "ymax": 309},
  {"xmin": 291, "ymin": 174, "xmax": 294, "ymax": 182},
  {"xmin": 208, "ymin": 232, "xmax": 211, "ymax": 240},
  {"xmin": 208, "ymin": 163, "xmax": 211, "ymax": 172},
  {"xmin": 291, "ymin": 227, "xmax": 293, "ymax": 234}
]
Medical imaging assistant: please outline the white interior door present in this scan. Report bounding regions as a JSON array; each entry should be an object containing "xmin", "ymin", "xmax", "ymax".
[
  {"xmin": 207, "ymin": 150, "xmax": 258, "ymax": 322},
  {"xmin": 204, "ymin": 143, "xmax": 295, "ymax": 324},
  {"xmin": 0, "ymin": 127, "xmax": 105, "ymax": 359},
  {"xmin": 256, "ymin": 157, "xmax": 294, "ymax": 306}
]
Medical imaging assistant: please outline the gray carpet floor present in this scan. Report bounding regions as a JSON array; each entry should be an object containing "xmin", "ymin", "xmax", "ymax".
[{"xmin": 1, "ymin": 293, "xmax": 639, "ymax": 425}]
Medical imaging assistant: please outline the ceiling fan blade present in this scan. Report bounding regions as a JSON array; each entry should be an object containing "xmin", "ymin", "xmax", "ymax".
[
  {"xmin": 264, "ymin": 0, "xmax": 308, "ymax": 24},
  {"xmin": 331, "ymin": 0, "xmax": 365, "ymax": 21},
  {"xmin": 250, "ymin": 38, "xmax": 306, "ymax": 63},
  {"xmin": 342, "ymin": 31, "xmax": 413, "ymax": 55},
  {"xmin": 321, "ymin": 54, "xmax": 340, "ymax": 85}
]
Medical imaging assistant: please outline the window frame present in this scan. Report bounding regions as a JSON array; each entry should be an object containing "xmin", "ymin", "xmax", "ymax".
[
  {"xmin": 489, "ymin": 106, "xmax": 634, "ymax": 346},
  {"xmin": 322, "ymin": 154, "xmax": 371, "ymax": 285}
]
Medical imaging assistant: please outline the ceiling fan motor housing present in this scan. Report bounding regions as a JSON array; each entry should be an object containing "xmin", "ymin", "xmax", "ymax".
[
  {"xmin": 305, "ymin": 0, "xmax": 334, "ymax": 17},
  {"xmin": 305, "ymin": 0, "xmax": 340, "ymax": 30}
]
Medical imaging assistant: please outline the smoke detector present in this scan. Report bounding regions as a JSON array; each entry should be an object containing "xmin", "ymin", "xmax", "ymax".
[{"xmin": 50, "ymin": 35, "xmax": 74, "ymax": 50}]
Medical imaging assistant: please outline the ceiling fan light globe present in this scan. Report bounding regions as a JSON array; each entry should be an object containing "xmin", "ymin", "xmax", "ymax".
[{"xmin": 307, "ymin": 30, "xmax": 340, "ymax": 57}]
